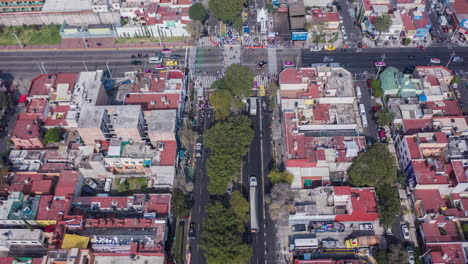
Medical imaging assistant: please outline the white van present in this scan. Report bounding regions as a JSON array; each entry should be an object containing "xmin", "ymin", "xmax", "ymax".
[
  {"xmin": 362, "ymin": 114, "xmax": 368, "ymax": 127},
  {"xmin": 355, "ymin": 86, "xmax": 362, "ymax": 99},
  {"xmin": 359, "ymin": 103, "xmax": 366, "ymax": 116},
  {"xmin": 149, "ymin": 57, "xmax": 162, "ymax": 64}
]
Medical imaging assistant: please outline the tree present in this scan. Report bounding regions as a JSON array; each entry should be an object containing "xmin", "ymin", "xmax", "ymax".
[
  {"xmin": 210, "ymin": 89, "xmax": 233, "ymax": 121},
  {"xmin": 208, "ymin": 0, "xmax": 246, "ymax": 24},
  {"xmin": 117, "ymin": 180, "xmax": 129, "ymax": 192},
  {"xmin": 376, "ymin": 110, "xmax": 395, "ymax": 127},
  {"xmin": 387, "ymin": 244, "xmax": 408, "ymax": 264},
  {"xmin": 189, "ymin": 3, "xmax": 207, "ymax": 21},
  {"xmin": 377, "ymin": 186, "xmax": 401, "ymax": 229},
  {"xmin": 348, "ymin": 143, "xmax": 397, "ymax": 188},
  {"xmin": 375, "ymin": 248, "xmax": 388, "ymax": 264},
  {"xmin": 451, "ymin": 75, "xmax": 461, "ymax": 84},
  {"xmin": 172, "ymin": 189, "xmax": 192, "ymax": 218},
  {"xmin": 201, "ymin": 202, "xmax": 252, "ymax": 264},
  {"xmin": 230, "ymin": 191, "xmax": 249, "ymax": 232},
  {"xmin": 374, "ymin": 14, "xmax": 392, "ymax": 42},
  {"xmin": 185, "ymin": 20, "xmax": 203, "ymax": 38},
  {"xmin": 265, "ymin": 183, "xmax": 295, "ymax": 225},
  {"xmin": 222, "ymin": 64, "xmax": 255, "ymax": 98},
  {"xmin": 43, "ymin": 127, "xmax": 61, "ymax": 146},
  {"xmin": 370, "ymin": 80, "xmax": 383, "ymax": 97},
  {"xmin": 268, "ymin": 168, "xmax": 293, "ymax": 184},
  {"xmin": 404, "ymin": 38, "xmax": 412, "ymax": 46},
  {"xmin": 205, "ymin": 116, "xmax": 254, "ymax": 194},
  {"xmin": 0, "ymin": 92, "xmax": 12, "ymax": 110}
]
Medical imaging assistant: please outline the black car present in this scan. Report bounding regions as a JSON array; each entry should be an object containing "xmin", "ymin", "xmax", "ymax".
[
  {"xmin": 131, "ymin": 60, "xmax": 142, "ymax": 65},
  {"xmin": 404, "ymin": 65, "xmax": 416, "ymax": 74},
  {"xmin": 170, "ymin": 54, "xmax": 182, "ymax": 60},
  {"xmin": 96, "ymin": 42, "xmax": 102, "ymax": 46},
  {"xmin": 291, "ymin": 224, "xmax": 306, "ymax": 232},
  {"xmin": 189, "ymin": 223, "xmax": 196, "ymax": 239}
]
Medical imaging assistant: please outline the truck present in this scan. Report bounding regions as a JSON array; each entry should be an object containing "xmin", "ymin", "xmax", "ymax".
[
  {"xmin": 249, "ymin": 176, "xmax": 258, "ymax": 232},
  {"xmin": 293, "ymin": 238, "xmax": 319, "ymax": 249},
  {"xmin": 250, "ymin": 97, "xmax": 257, "ymax": 115},
  {"xmin": 345, "ymin": 236, "xmax": 379, "ymax": 248}
]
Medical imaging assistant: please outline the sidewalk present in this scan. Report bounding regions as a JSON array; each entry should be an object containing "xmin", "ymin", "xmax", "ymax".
[{"xmin": 0, "ymin": 37, "xmax": 195, "ymax": 51}]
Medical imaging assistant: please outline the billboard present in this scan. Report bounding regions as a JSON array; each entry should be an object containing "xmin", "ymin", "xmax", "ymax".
[{"xmin": 291, "ymin": 32, "xmax": 308, "ymax": 41}]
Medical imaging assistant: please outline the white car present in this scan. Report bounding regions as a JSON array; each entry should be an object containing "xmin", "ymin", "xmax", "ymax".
[
  {"xmin": 430, "ymin": 57, "xmax": 440, "ymax": 64},
  {"xmin": 408, "ymin": 254, "xmax": 415, "ymax": 264},
  {"xmin": 310, "ymin": 46, "xmax": 322, "ymax": 52},
  {"xmin": 104, "ymin": 178, "xmax": 112, "ymax": 192},
  {"xmin": 341, "ymin": 25, "xmax": 345, "ymax": 32},
  {"xmin": 249, "ymin": 176, "xmax": 257, "ymax": 187},
  {"xmin": 339, "ymin": 16, "xmax": 343, "ymax": 23},
  {"xmin": 401, "ymin": 224, "xmax": 410, "ymax": 240},
  {"xmin": 343, "ymin": 33, "xmax": 348, "ymax": 40}
]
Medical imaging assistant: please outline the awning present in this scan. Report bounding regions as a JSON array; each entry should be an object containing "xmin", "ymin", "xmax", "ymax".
[{"xmin": 304, "ymin": 179, "xmax": 313, "ymax": 187}]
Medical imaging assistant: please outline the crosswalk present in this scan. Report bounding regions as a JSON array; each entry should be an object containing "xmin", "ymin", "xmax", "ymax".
[
  {"xmin": 254, "ymin": 75, "xmax": 267, "ymax": 87},
  {"xmin": 193, "ymin": 75, "xmax": 219, "ymax": 91},
  {"xmin": 267, "ymin": 48, "xmax": 277, "ymax": 74},
  {"xmin": 197, "ymin": 37, "xmax": 219, "ymax": 47}
]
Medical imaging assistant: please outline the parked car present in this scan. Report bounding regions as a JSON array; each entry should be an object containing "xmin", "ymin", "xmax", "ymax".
[
  {"xmin": 343, "ymin": 33, "xmax": 348, "ymax": 40},
  {"xmin": 341, "ymin": 25, "xmax": 345, "ymax": 32},
  {"xmin": 104, "ymin": 178, "xmax": 112, "ymax": 192},
  {"xmin": 131, "ymin": 60, "xmax": 142, "ymax": 65},
  {"xmin": 291, "ymin": 224, "xmax": 306, "ymax": 232},
  {"xmin": 359, "ymin": 223, "xmax": 374, "ymax": 230},
  {"xmin": 455, "ymin": 90, "xmax": 462, "ymax": 99},
  {"xmin": 283, "ymin": 61, "xmax": 295, "ymax": 67},
  {"xmin": 85, "ymin": 178, "xmax": 98, "ymax": 189},
  {"xmin": 375, "ymin": 61, "xmax": 386, "ymax": 67},
  {"xmin": 430, "ymin": 58, "xmax": 441, "ymax": 64},
  {"xmin": 408, "ymin": 254, "xmax": 415, "ymax": 264},
  {"xmin": 161, "ymin": 48, "xmax": 172, "ymax": 53},
  {"xmin": 323, "ymin": 56, "xmax": 334, "ymax": 62},
  {"xmin": 401, "ymin": 224, "xmax": 410, "ymax": 240},
  {"xmin": 189, "ymin": 222, "xmax": 196, "ymax": 239},
  {"xmin": 310, "ymin": 46, "xmax": 322, "ymax": 52}
]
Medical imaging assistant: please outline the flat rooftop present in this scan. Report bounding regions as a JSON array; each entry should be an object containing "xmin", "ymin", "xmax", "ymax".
[
  {"xmin": 294, "ymin": 188, "xmax": 335, "ymax": 215},
  {"xmin": 147, "ymin": 110, "xmax": 177, "ymax": 134}
]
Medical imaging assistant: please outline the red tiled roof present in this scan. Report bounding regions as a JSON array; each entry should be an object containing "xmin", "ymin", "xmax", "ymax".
[
  {"xmin": 452, "ymin": 0, "xmax": 468, "ymax": 16},
  {"xmin": 406, "ymin": 136, "xmax": 422, "ymax": 159},
  {"xmin": 28, "ymin": 73, "xmax": 78, "ymax": 98},
  {"xmin": 415, "ymin": 189, "xmax": 446, "ymax": 215},
  {"xmin": 45, "ymin": 105, "xmax": 70, "ymax": 127},
  {"xmin": 402, "ymin": 119, "xmax": 433, "ymax": 134},
  {"xmin": 54, "ymin": 171, "xmax": 79, "ymax": 196},
  {"xmin": 0, "ymin": 258, "xmax": 43, "ymax": 264},
  {"xmin": 286, "ymin": 159, "xmax": 317, "ymax": 168},
  {"xmin": 26, "ymin": 99, "xmax": 47, "ymax": 113},
  {"xmin": 279, "ymin": 68, "xmax": 316, "ymax": 84},
  {"xmin": 36, "ymin": 195, "xmax": 71, "ymax": 220},
  {"xmin": 124, "ymin": 93, "xmax": 180, "ymax": 110},
  {"xmin": 40, "ymin": 163, "xmax": 71, "ymax": 173},
  {"xmin": 451, "ymin": 160, "xmax": 468, "ymax": 185},
  {"xmin": 145, "ymin": 194, "xmax": 171, "ymax": 214},
  {"xmin": 426, "ymin": 101, "xmax": 462, "ymax": 116},
  {"xmin": 422, "ymin": 215, "xmax": 462, "ymax": 242},
  {"xmin": 334, "ymin": 186, "xmax": 351, "ymax": 195},
  {"xmin": 11, "ymin": 118, "xmax": 41, "ymax": 139},
  {"xmin": 311, "ymin": 9, "xmax": 339, "ymax": 22},
  {"xmin": 412, "ymin": 159, "xmax": 450, "ymax": 185},
  {"xmin": 401, "ymin": 13, "xmax": 417, "ymax": 31},
  {"xmin": 159, "ymin": 140, "xmax": 177, "ymax": 166},
  {"xmin": 313, "ymin": 104, "xmax": 330, "ymax": 121},
  {"xmin": 72, "ymin": 196, "xmax": 129, "ymax": 210},
  {"xmin": 426, "ymin": 243, "xmax": 466, "ymax": 264},
  {"xmin": 335, "ymin": 187, "xmax": 379, "ymax": 222}
]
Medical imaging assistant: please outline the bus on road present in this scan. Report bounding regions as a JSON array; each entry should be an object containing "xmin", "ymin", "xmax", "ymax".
[{"xmin": 250, "ymin": 176, "xmax": 258, "ymax": 232}]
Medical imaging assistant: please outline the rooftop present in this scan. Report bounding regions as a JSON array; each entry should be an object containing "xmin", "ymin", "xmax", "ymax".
[
  {"xmin": 414, "ymin": 189, "xmax": 447, "ymax": 217},
  {"xmin": 35, "ymin": 195, "xmax": 71, "ymax": 221},
  {"xmin": 426, "ymin": 243, "xmax": 466, "ymax": 264},
  {"xmin": 124, "ymin": 93, "xmax": 180, "ymax": 110},
  {"xmin": 54, "ymin": 171, "xmax": 79, "ymax": 196},
  {"xmin": 421, "ymin": 215, "xmax": 461, "ymax": 242},
  {"xmin": 412, "ymin": 158, "xmax": 451, "ymax": 185},
  {"xmin": 11, "ymin": 117, "xmax": 42, "ymax": 140},
  {"xmin": 425, "ymin": 101, "xmax": 462, "ymax": 116},
  {"xmin": 42, "ymin": 0, "xmax": 92, "ymax": 12},
  {"xmin": 147, "ymin": 109, "xmax": 177, "ymax": 135},
  {"xmin": 8, "ymin": 195, "xmax": 41, "ymax": 220},
  {"xmin": 28, "ymin": 73, "xmax": 78, "ymax": 98}
]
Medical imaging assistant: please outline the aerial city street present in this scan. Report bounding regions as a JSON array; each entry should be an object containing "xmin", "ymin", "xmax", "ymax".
[{"xmin": 0, "ymin": 0, "xmax": 468, "ymax": 263}]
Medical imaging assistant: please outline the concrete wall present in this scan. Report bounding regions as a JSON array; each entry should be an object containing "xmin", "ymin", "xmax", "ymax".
[{"xmin": 0, "ymin": 11, "xmax": 119, "ymax": 26}]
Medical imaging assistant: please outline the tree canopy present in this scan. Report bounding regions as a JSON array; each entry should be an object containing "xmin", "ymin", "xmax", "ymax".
[
  {"xmin": 348, "ymin": 143, "xmax": 397, "ymax": 188},
  {"xmin": 265, "ymin": 183, "xmax": 295, "ymax": 225},
  {"xmin": 188, "ymin": 3, "xmax": 207, "ymax": 21},
  {"xmin": 0, "ymin": 92, "xmax": 12, "ymax": 110},
  {"xmin": 268, "ymin": 168, "xmax": 293, "ymax": 184},
  {"xmin": 201, "ymin": 202, "xmax": 252, "ymax": 264},
  {"xmin": 230, "ymin": 190, "xmax": 249, "ymax": 232},
  {"xmin": 205, "ymin": 116, "xmax": 254, "ymax": 194},
  {"xmin": 172, "ymin": 189, "xmax": 192, "ymax": 218},
  {"xmin": 375, "ymin": 14, "xmax": 392, "ymax": 40},
  {"xmin": 377, "ymin": 186, "xmax": 401, "ymax": 228},
  {"xmin": 377, "ymin": 110, "xmax": 395, "ymax": 127},
  {"xmin": 210, "ymin": 89, "xmax": 233, "ymax": 121},
  {"xmin": 208, "ymin": 0, "xmax": 246, "ymax": 25},
  {"xmin": 43, "ymin": 127, "xmax": 61, "ymax": 146}
]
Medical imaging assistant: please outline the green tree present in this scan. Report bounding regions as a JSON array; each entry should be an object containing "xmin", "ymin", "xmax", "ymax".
[
  {"xmin": 377, "ymin": 186, "xmax": 401, "ymax": 228},
  {"xmin": 268, "ymin": 168, "xmax": 293, "ymax": 184},
  {"xmin": 375, "ymin": 248, "xmax": 388, "ymax": 264},
  {"xmin": 0, "ymin": 92, "xmax": 12, "ymax": 109},
  {"xmin": 185, "ymin": 20, "xmax": 203, "ymax": 38},
  {"xmin": 348, "ymin": 143, "xmax": 397, "ymax": 188},
  {"xmin": 189, "ymin": 3, "xmax": 208, "ymax": 21},
  {"xmin": 205, "ymin": 116, "xmax": 254, "ymax": 194},
  {"xmin": 117, "ymin": 180, "xmax": 129, "ymax": 192},
  {"xmin": 404, "ymin": 38, "xmax": 412, "ymax": 46},
  {"xmin": 201, "ymin": 202, "xmax": 252, "ymax": 264},
  {"xmin": 376, "ymin": 110, "xmax": 395, "ymax": 127},
  {"xmin": 208, "ymin": 0, "xmax": 246, "ymax": 24},
  {"xmin": 230, "ymin": 190, "xmax": 249, "ymax": 232},
  {"xmin": 43, "ymin": 127, "xmax": 61, "ymax": 146},
  {"xmin": 373, "ymin": 86, "xmax": 384, "ymax": 98},
  {"xmin": 172, "ymin": 189, "xmax": 192, "ymax": 218},
  {"xmin": 210, "ymin": 89, "xmax": 233, "ymax": 121},
  {"xmin": 451, "ymin": 75, "xmax": 461, "ymax": 84},
  {"xmin": 374, "ymin": 14, "xmax": 392, "ymax": 42},
  {"xmin": 387, "ymin": 244, "xmax": 408, "ymax": 264},
  {"xmin": 222, "ymin": 64, "xmax": 255, "ymax": 98}
]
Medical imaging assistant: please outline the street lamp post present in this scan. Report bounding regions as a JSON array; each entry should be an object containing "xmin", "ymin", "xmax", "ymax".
[
  {"xmin": 106, "ymin": 61, "xmax": 113, "ymax": 78},
  {"xmin": 375, "ymin": 54, "xmax": 386, "ymax": 78},
  {"xmin": 446, "ymin": 51, "xmax": 455, "ymax": 68},
  {"xmin": 12, "ymin": 32, "xmax": 23, "ymax": 48},
  {"xmin": 41, "ymin": 62, "xmax": 47, "ymax": 74},
  {"xmin": 82, "ymin": 60, "xmax": 89, "ymax": 71},
  {"xmin": 81, "ymin": 31, "xmax": 88, "ymax": 49}
]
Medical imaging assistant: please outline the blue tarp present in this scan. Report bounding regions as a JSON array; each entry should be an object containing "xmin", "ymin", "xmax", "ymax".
[
  {"xmin": 244, "ymin": 26, "xmax": 250, "ymax": 34},
  {"xmin": 419, "ymin": 94, "xmax": 427, "ymax": 101}
]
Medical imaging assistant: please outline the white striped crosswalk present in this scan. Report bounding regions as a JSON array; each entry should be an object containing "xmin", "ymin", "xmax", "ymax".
[
  {"xmin": 193, "ymin": 75, "xmax": 218, "ymax": 90},
  {"xmin": 254, "ymin": 75, "xmax": 267, "ymax": 87}
]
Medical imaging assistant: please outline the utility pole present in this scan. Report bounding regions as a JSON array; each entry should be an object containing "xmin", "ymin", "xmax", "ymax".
[
  {"xmin": 81, "ymin": 31, "xmax": 88, "ymax": 48},
  {"xmin": 446, "ymin": 51, "xmax": 455, "ymax": 68},
  {"xmin": 41, "ymin": 62, "xmax": 47, "ymax": 74},
  {"xmin": 37, "ymin": 63, "xmax": 44, "ymax": 74},
  {"xmin": 375, "ymin": 53, "xmax": 386, "ymax": 78},
  {"xmin": 12, "ymin": 32, "xmax": 23, "ymax": 48},
  {"xmin": 82, "ymin": 60, "xmax": 89, "ymax": 71},
  {"xmin": 106, "ymin": 61, "xmax": 113, "ymax": 78}
]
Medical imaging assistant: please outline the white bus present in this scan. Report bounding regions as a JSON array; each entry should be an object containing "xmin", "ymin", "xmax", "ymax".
[{"xmin": 250, "ymin": 176, "xmax": 258, "ymax": 232}]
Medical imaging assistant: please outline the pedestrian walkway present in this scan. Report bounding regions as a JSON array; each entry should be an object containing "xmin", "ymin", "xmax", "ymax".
[
  {"xmin": 197, "ymin": 37, "xmax": 219, "ymax": 47},
  {"xmin": 267, "ymin": 48, "xmax": 277, "ymax": 74},
  {"xmin": 254, "ymin": 75, "xmax": 267, "ymax": 87},
  {"xmin": 223, "ymin": 44, "xmax": 241, "ymax": 68},
  {"xmin": 193, "ymin": 75, "xmax": 219, "ymax": 91}
]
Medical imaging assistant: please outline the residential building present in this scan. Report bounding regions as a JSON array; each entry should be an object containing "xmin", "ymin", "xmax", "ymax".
[
  {"xmin": 414, "ymin": 66, "xmax": 453, "ymax": 101},
  {"xmin": 379, "ymin": 66, "xmax": 423, "ymax": 97},
  {"xmin": 0, "ymin": 229, "xmax": 46, "ymax": 257},
  {"xmin": 310, "ymin": 8, "xmax": 340, "ymax": 31},
  {"xmin": 28, "ymin": 73, "xmax": 78, "ymax": 100},
  {"xmin": 0, "ymin": 0, "xmax": 45, "ymax": 13},
  {"xmin": 10, "ymin": 114, "xmax": 43, "ymax": 149}
]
